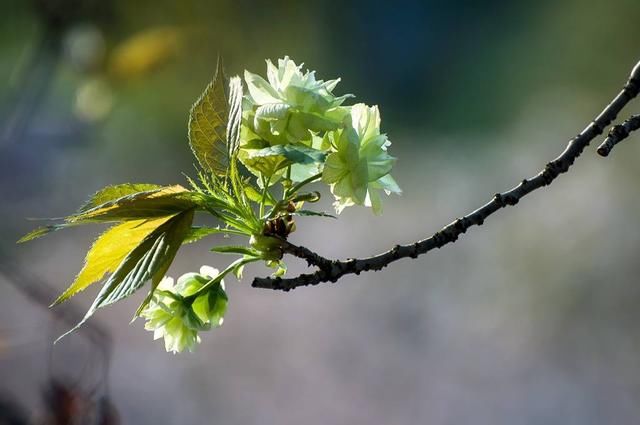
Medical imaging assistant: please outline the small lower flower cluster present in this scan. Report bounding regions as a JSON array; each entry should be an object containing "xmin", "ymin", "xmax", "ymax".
[{"xmin": 141, "ymin": 266, "xmax": 227, "ymax": 353}]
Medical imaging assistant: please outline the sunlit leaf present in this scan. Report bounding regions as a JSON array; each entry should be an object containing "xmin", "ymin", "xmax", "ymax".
[
  {"xmin": 78, "ymin": 183, "xmax": 162, "ymax": 212},
  {"xmin": 69, "ymin": 185, "xmax": 199, "ymax": 223},
  {"xmin": 18, "ymin": 185, "xmax": 198, "ymax": 243},
  {"xmin": 17, "ymin": 224, "xmax": 68, "ymax": 243},
  {"xmin": 227, "ymin": 76, "xmax": 243, "ymax": 159},
  {"xmin": 56, "ymin": 209, "xmax": 195, "ymax": 341},
  {"xmin": 52, "ymin": 216, "xmax": 175, "ymax": 306},
  {"xmin": 188, "ymin": 58, "xmax": 229, "ymax": 175}
]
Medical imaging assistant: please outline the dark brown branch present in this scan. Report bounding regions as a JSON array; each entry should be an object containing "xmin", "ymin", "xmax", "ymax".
[
  {"xmin": 279, "ymin": 239, "xmax": 332, "ymax": 269},
  {"xmin": 253, "ymin": 59, "xmax": 640, "ymax": 291},
  {"xmin": 596, "ymin": 114, "xmax": 640, "ymax": 156}
]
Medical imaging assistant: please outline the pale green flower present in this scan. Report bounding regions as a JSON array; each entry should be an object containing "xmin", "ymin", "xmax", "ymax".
[
  {"xmin": 141, "ymin": 266, "xmax": 227, "ymax": 353},
  {"xmin": 243, "ymin": 56, "xmax": 351, "ymax": 145},
  {"xmin": 322, "ymin": 103, "xmax": 401, "ymax": 214},
  {"xmin": 175, "ymin": 266, "xmax": 227, "ymax": 327}
]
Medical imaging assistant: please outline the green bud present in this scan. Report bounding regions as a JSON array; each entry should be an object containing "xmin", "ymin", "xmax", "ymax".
[{"xmin": 249, "ymin": 234, "xmax": 283, "ymax": 261}]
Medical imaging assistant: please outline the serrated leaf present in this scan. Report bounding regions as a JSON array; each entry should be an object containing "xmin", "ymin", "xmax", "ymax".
[
  {"xmin": 56, "ymin": 209, "xmax": 194, "ymax": 341},
  {"xmin": 18, "ymin": 185, "xmax": 198, "ymax": 243},
  {"xmin": 17, "ymin": 224, "xmax": 68, "ymax": 243},
  {"xmin": 188, "ymin": 58, "xmax": 229, "ymax": 175},
  {"xmin": 69, "ymin": 185, "xmax": 198, "ymax": 223},
  {"xmin": 210, "ymin": 245, "xmax": 260, "ymax": 256},
  {"xmin": 227, "ymin": 76, "xmax": 243, "ymax": 159},
  {"xmin": 51, "ymin": 216, "xmax": 175, "ymax": 306},
  {"xmin": 78, "ymin": 183, "xmax": 162, "ymax": 212}
]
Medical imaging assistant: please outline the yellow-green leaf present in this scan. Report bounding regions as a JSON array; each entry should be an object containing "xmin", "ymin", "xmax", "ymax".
[
  {"xmin": 227, "ymin": 76, "xmax": 243, "ymax": 159},
  {"xmin": 56, "ymin": 209, "xmax": 195, "ymax": 341},
  {"xmin": 69, "ymin": 185, "xmax": 198, "ymax": 223},
  {"xmin": 17, "ymin": 185, "xmax": 195, "ymax": 243},
  {"xmin": 78, "ymin": 183, "xmax": 162, "ymax": 213},
  {"xmin": 52, "ymin": 215, "xmax": 175, "ymax": 306},
  {"xmin": 17, "ymin": 224, "xmax": 66, "ymax": 243},
  {"xmin": 189, "ymin": 58, "xmax": 229, "ymax": 175}
]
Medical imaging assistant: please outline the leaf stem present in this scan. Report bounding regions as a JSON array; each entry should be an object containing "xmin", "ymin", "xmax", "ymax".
[
  {"xmin": 186, "ymin": 256, "xmax": 260, "ymax": 300},
  {"xmin": 259, "ymin": 175, "xmax": 271, "ymax": 218},
  {"xmin": 284, "ymin": 172, "xmax": 323, "ymax": 199}
]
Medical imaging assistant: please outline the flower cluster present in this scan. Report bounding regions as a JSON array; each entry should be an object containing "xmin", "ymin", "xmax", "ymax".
[
  {"xmin": 23, "ymin": 56, "xmax": 405, "ymax": 354},
  {"xmin": 239, "ymin": 56, "xmax": 400, "ymax": 213},
  {"xmin": 243, "ymin": 57, "xmax": 351, "ymax": 145},
  {"xmin": 141, "ymin": 266, "xmax": 227, "ymax": 353}
]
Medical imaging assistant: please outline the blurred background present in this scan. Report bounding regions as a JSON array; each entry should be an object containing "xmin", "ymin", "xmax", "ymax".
[{"xmin": 2, "ymin": 0, "xmax": 640, "ymax": 423}]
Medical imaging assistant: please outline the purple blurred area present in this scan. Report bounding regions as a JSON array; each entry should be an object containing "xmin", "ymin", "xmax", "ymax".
[{"xmin": 2, "ymin": 0, "xmax": 640, "ymax": 424}]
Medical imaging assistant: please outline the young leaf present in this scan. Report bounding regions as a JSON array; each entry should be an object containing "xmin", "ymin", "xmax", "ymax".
[
  {"xmin": 210, "ymin": 245, "xmax": 261, "ymax": 256},
  {"xmin": 293, "ymin": 210, "xmax": 336, "ymax": 218},
  {"xmin": 52, "ymin": 215, "xmax": 176, "ymax": 306},
  {"xmin": 244, "ymin": 185, "xmax": 276, "ymax": 206},
  {"xmin": 183, "ymin": 226, "xmax": 246, "ymax": 244},
  {"xmin": 56, "ymin": 209, "xmax": 195, "ymax": 341},
  {"xmin": 78, "ymin": 183, "xmax": 162, "ymax": 212},
  {"xmin": 69, "ymin": 185, "xmax": 199, "ymax": 223},
  {"xmin": 188, "ymin": 58, "xmax": 229, "ymax": 175},
  {"xmin": 227, "ymin": 76, "xmax": 243, "ymax": 159},
  {"xmin": 18, "ymin": 224, "xmax": 69, "ymax": 243},
  {"xmin": 17, "ymin": 185, "xmax": 198, "ymax": 243},
  {"xmin": 241, "ymin": 144, "xmax": 327, "ymax": 177}
]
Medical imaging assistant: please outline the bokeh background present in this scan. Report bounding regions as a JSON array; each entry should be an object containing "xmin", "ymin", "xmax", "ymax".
[{"xmin": 2, "ymin": 0, "xmax": 640, "ymax": 424}]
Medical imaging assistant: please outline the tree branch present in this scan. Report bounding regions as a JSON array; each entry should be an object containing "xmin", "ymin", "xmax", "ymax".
[
  {"xmin": 596, "ymin": 114, "xmax": 640, "ymax": 156},
  {"xmin": 253, "ymin": 59, "xmax": 640, "ymax": 291}
]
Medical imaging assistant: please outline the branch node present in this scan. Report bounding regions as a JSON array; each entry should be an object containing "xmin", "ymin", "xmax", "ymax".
[
  {"xmin": 433, "ymin": 231, "xmax": 447, "ymax": 247},
  {"xmin": 494, "ymin": 193, "xmax": 506, "ymax": 207},
  {"xmin": 410, "ymin": 242, "xmax": 420, "ymax": 258},
  {"xmin": 454, "ymin": 218, "xmax": 467, "ymax": 233},
  {"xmin": 591, "ymin": 120, "xmax": 604, "ymax": 135},
  {"xmin": 624, "ymin": 79, "xmax": 639, "ymax": 97},
  {"xmin": 542, "ymin": 162, "xmax": 559, "ymax": 184}
]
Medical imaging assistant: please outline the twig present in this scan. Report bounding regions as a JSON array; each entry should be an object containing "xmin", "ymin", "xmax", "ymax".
[
  {"xmin": 253, "ymin": 59, "xmax": 640, "ymax": 291},
  {"xmin": 279, "ymin": 240, "xmax": 332, "ymax": 269},
  {"xmin": 596, "ymin": 114, "xmax": 640, "ymax": 156}
]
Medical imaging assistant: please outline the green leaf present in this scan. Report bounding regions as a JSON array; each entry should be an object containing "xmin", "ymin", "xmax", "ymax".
[
  {"xmin": 188, "ymin": 58, "xmax": 229, "ymax": 175},
  {"xmin": 18, "ymin": 185, "xmax": 200, "ymax": 243},
  {"xmin": 293, "ymin": 210, "xmax": 336, "ymax": 218},
  {"xmin": 227, "ymin": 76, "xmax": 243, "ymax": 159},
  {"xmin": 17, "ymin": 224, "xmax": 68, "ymax": 243},
  {"xmin": 244, "ymin": 185, "xmax": 276, "ymax": 206},
  {"xmin": 241, "ymin": 144, "xmax": 327, "ymax": 177},
  {"xmin": 210, "ymin": 245, "xmax": 260, "ymax": 256},
  {"xmin": 56, "ymin": 209, "xmax": 195, "ymax": 341},
  {"xmin": 78, "ymin": 183, "xmax": 162, "ymax": 213},
  {"xmin": 52, "ymin": 215, "xmax": 176, "ymax": 306},
  {"xmin": 69, "ymin": 185, "xmax": 200, "ymax": 223},
  {"xmin": 183, "ymin": 226, "xmax": 245, "ymax": 243}
]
